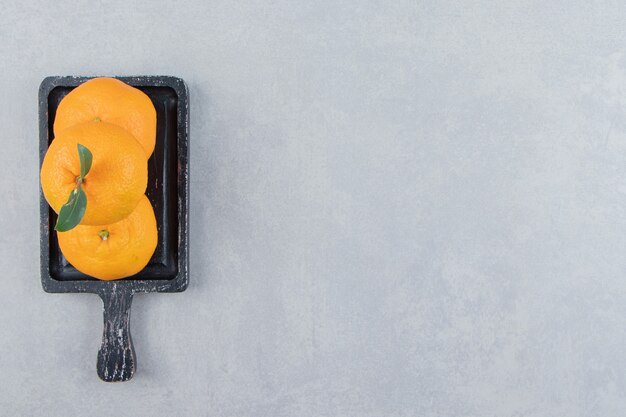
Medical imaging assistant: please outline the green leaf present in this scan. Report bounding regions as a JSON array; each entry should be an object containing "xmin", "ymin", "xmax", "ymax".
[
  {"xmin": 77, "ymin": 143, "xmax": 92, "ymax": 179},
  {"xmin": 55, "ymin": 187, "xmax": 87, "ymax": 232}
]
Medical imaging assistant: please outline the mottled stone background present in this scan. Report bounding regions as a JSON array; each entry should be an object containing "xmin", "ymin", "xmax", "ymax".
[{"xmin": 1, "ymin": 1, "xmax": 625, "ymax": 416}]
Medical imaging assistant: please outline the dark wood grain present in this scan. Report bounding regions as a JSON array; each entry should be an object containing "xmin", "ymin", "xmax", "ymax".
[{"xmin": 97, "ymin": 286, "xmax": 136, "ymax": 382}]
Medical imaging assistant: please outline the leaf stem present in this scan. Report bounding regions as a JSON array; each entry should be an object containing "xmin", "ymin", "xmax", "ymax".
[{"xmin": 54, "ymin": 143, "xmax": 93, "ymax": 232}]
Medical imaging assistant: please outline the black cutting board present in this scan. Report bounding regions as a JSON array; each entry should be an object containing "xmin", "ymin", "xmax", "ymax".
[{"xmin": 39, "ymin": 76, "xmax": 189, "ymax": 382}]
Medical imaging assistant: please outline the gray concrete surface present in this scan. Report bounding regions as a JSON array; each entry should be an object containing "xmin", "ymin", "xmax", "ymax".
[{"xmin": 1, "ymin": 0, "xmax": 626, "ymax": 416}]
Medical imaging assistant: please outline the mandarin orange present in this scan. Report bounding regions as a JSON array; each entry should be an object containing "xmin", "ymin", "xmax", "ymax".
[
  {"xmin": 57, "ymin": 195, "xmax": 157, "ymax": 280},
  {"xmin": 40, "ymin": 120, "xmax": 147, "ymax": 225},
  {"xmin": 54, "ymin": 77, "xmax": 156, "ymax": 157}
]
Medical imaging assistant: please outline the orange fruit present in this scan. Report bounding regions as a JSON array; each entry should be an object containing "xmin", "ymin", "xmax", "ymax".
[
  {"xmin": 40, "ymin": 120, "xmax": 147, "ymax": 225},
  {"xmin": 54, "ymin": 77, "xmax": 156, "ymax": 157},
  {"xmin": 57, "ymin": 195, "xmax": 157, "ymax": 280}
]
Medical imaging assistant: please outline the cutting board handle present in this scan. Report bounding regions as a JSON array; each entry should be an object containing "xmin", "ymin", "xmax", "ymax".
[{"xmin": 97, "ymin": 287, "xmax": 136, "ymax": 382}]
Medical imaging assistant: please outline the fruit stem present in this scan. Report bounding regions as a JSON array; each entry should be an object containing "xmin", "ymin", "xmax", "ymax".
[{"xmin": 98, "ymin": 230, "xmax": 110, "ymax": 241}]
